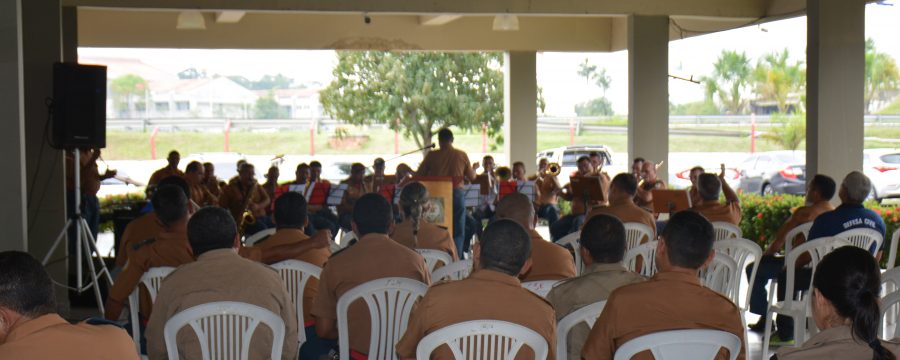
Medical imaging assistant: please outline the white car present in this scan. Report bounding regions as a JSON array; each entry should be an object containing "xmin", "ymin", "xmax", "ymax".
[
  {"xmin": 536, "ymin": 145, "xmax": 624, "ymax": 186},
  {"xmin": 864, "ymin": 148, "xmax": 900, "ymax": 203}
]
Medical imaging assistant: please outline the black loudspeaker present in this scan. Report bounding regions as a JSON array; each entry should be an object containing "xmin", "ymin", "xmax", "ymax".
[{"xmin": 52, "ymin": 62, "xmax": 107, "ymax": 149}]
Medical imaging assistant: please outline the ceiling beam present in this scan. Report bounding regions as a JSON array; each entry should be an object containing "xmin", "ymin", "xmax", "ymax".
[
  {"xmin": 418, "ymin": 15, "xmax": 462, "ymax": 26},
  {"xmin": 65, "ymin": 0, "xmax": 771, "ymax": 18}
]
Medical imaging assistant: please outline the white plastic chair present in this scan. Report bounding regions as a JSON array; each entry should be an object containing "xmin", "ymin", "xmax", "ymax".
[
  {"xmin": 700, "ymin": 253, "xmax": 739, "ymax": 303},
  {"xmin": 834, "ymin": 228, "xmax": 885, "ymax": 255},
  {"xmin": 431, "ymin": 259, "xmax": 474, "ymax": 282},
  {"xmin": 713, "ymin": 238, "xmax": 762, "ymax": 310},
  {"xmin": 243, "ymin": 228, "xmax": 276, "ymax": 246},
  {"xmin": 613, "ymin": 329, "xmax": 742, "ymax": 360},
  {"xmin": 340, "ymin": 230, "xmax": 357, "ymax": 247},
  {"xmin": 624, "ymin": 222, "xmax": 654, "ymax": 251},
  {"xmin": 887, "ymin": 228, "xmax": 900, "ymax": 269},
  {"xmin": 712, "ymin": 222, "xmax": 742, "ymax": 241},
  {"xmin": 416, "ymin": 249, "xmax": 454, "ymax": 274},
  {"xmin": 783, "ymin": 221, "xmax": 814, "ymax": 255},
  {"xmin": 336, "ymin": 277, "xmax": 428, "ymax": 360},
  {"xmin": 762, "ymin": 237, "xmax": 851, "ymax": 357},
  {"xmin": 521, "ymin": 280, "xmax": 560, "ymax": 298},
  {"xmin": 163, "ymin": 301, "xmax": 286, "ymax": 360},
  {"xmin": 881, "ymin": 291, "xmax": 900, "ymax": 340},
  {"xmin": 416, "ymin": 320, "xmax": 549, "ymax": 360},
  {"xmin": 556, "ymin": 300, "xmax": 606, "ymax": 360},
  {"xmin": 557, "ymin": 231, "xmax": 583, "ymax": 275},
  {"xmin": 269, "ymin": 260, "xmax": 322, "ymax": 348},
  {"xmin": 623, "ymin": 240, "xmax": 659, "ymax": 277},
  {"xmin": 129, "ymin": 266, "xmax": 176, "ymax": 354}
]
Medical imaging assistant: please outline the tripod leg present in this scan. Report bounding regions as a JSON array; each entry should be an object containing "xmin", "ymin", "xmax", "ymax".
[
  {"xmin": 42, "ymin": 218, "xmax": 75, "ymax": 265},
  {"xmin": 78, "ymin": 221, "xmax": 106, "ymax": 315}
]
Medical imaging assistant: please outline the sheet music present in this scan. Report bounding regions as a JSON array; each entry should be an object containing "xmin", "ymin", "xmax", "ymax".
[
  {"xmin": 326, "ymin": 183, "xmax": 349, "ymax": 206},
  {"xmin": 517, "ymin": 181, "xmax": 537, "ymax": 203},
  {"xmin": 464, "ymin": 184, "xmax": 481, "ymax": 208}
]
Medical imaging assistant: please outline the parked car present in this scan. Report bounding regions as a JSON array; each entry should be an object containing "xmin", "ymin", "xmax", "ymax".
[
  {"xmin": 536, "ymin": 145, "xmax": 620, "ymax": 186},
  {"xmin": 864, "ymin": 148, "xmax": 900, "ymax": 203},
  {"xmin": 670, "ymin": 165, "xmax": 741, "ymax": 190},
  {"xmin": 737, "ymin": 151, "xmax": 806, "ymax": 195}
]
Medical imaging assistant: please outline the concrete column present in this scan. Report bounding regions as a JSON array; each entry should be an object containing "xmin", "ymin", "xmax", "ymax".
[
  {"xmin": 0, "ymin": 0, "xmax": 28, "ymax": 252},
  {"xmin": 22, "ymin": 0, "xmax": 67, "ymax": 307},
  {"xmin": 806, "ymin": 0, "xmax": 865, "ymax": 183},
  {"xmin": 504, "ymin": 51, "xmax": 537, "ymax": 174},
  {"xmin": 628, "ymin": 15, "xmax": 670, "ymax": 180}
]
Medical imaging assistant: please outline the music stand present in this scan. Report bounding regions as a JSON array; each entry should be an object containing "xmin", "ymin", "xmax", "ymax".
[
  {"xmin": 42, "ymin": 148, "xmax": 114, "ymax": 314},
  {"xmin": 651, "ymin": 189, "xmax": 692, "ymax": 214},
  {"xmin": 569, "ymin": 176, "xmax": 605, "ymax": 214}
]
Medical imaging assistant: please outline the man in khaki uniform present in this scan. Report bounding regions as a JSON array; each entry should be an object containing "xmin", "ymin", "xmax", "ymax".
[
  {"xmin": 634, "ymin": 160, "xmax": 666, "ymax": 210},
  {"xmin": 115, "ymin": 211, "xmax": 163, "ymax": 269},
  {"xmin": 497, "ymin": 193, "xmax": 576, "ymax": 282},
  {"xmin": 547, "ymin": 215, "xmax": 645, "ymax": 360},
  {"xmin": 311, "ymin": 194, "xmax": 431, "ymax": 358},
  {"xmin": 416, "ymin": 128, "xmax": 476, "ymax": 256},
  {"xmin": 0, "ymin": 251, "xmax": 137, "ymax": 360},
  {"xmin": 184, "ymin": 161, "xmax": 217, "ymax": 207},
  {"xmin": 552, "ymin": 156, "xmax": 607, "ymax": 241},
  {"xmin": 691, "ymin": 170, "xmax": 741, "ymax": 225},
  {"xmin": 148, "ymin": 150, "xmax": 184, "ymax": 187},
  {"xmin": 586, "ymin": 173, "xmax": 657, "ymax": 240},
  {"xmin": 582, "ymin": 211, "xmax": 746, "ymax": 360},
  {"xmin": 146, "ymin": 207, "xmax": 300, "ymax": 360},
  {"xmin": 396, "ymin": 219, "xmax": 557, "ymax": 360},
  {"xmin": 219, "ymin": 162, "xmax": 270, "ymax": 235}
]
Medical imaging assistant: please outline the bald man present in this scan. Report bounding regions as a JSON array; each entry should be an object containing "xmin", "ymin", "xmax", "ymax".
[
  {"xmin": 634, "ymin": 160, "xmax": 665, "ymax": 210},
  {"xmin": 496, "ymin": 193, "xmax": 575, "ymax": 281}
]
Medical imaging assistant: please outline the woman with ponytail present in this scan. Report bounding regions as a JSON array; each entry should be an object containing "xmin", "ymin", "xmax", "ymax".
[
  {"xmin": 775, "ymin": 246, "xmax": 899, "ymax": 360},
  {"xmin": 389, "ymin": 182, "xmax": 459, "ymax": 262}
]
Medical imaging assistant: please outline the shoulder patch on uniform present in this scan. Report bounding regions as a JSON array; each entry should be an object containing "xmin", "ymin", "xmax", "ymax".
[{"xmin": 131, "ymin": 237, "xmax": 157, "ymax": 252}]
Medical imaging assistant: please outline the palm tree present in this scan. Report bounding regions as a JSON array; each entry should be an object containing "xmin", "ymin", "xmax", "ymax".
[
  {"xmin": 752, "ymin": 50, "xmax": 805, "ymax": 114},
  {"xmin": 865, "ymin": 38, "xmax": 900, "ymax": 114},
  {"xmin": 703, "ymin": 50, "xmax": 752, "ymax": 114},
  {"xmin": 577, "ymin": 58, "xmax": 597, "ymax": 86},
  {"xmin": 593, "ymin": 68, "xmax": 612, "ymax": 97}
]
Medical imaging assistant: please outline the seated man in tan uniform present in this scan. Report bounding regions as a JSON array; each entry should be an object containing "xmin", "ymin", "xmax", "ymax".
[
  {"xmin": 184, "ymin": 161, "xmax": 217, "ymax": 207},
  {"xmin": 547, "ymin": 215, "xmax": 646, "ymax": 359},
  {"xmin": 396, "ymin": 219, "xmax": 557, "ymax": 360},
  {"xmin": 115, "ymin": 175, "xmax": 191, "ymax": 270},
  {"xmin": 497, "ymin": 193, "xmax": 576, "ymax": 282},
  {"xmin": 390, "ymin": 182, "xmax": 459, "ymax": 262},
  {"xmin": 582, "ymin": 211, "xmax": 746, "ymax": 360},
  {"xmin": 586, "ymin": 173, "xmax": 657, "ymax": 240},
  {"xmin": 691, "ymin": 170, "xmax": 741, "ymax": 225},
  {"xmin": 147, "ymin": 150, "xmax": 184, "ymax": 187},
  {"xmin": 146, "ymin": 207, "xmax": 300, "ymax": 360},
  {"xmin": 250, "ymin": 191, "xmax": 332, "ymax": 359},
  {"xmin": 311, "ymin": 194, "xmax": 431, "ymax": 358},
  {"xmin": 0, "ymin": 251, "xmax": 137, "ymax": 360},
  {"xmin": 219, "ymin": 162, "xmax": 270, "ymax": 236}
]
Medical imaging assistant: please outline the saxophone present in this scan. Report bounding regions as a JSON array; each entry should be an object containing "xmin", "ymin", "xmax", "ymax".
[{"xmin": 238, "ymin": 180, "xmax": 258, "ymax": 236}]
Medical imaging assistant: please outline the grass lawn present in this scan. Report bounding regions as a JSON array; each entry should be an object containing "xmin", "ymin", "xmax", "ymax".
[{"xmin": 102, "ymin": 126, "xmax": 898, "ymax": 160}]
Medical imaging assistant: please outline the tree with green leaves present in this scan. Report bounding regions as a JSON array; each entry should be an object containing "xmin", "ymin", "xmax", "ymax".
[
  {"xmin": 577, "ymin": 58, "xmax": 597, "ymax": 87},
  {"xmin": 254, "ymin": 91, "xmax": 287, "ymax": 119},
  {"xmin": 701, "ymin": 50, "xmax": 752, "ymax": 114},
  {"xmin": 762, "ymin": 112, "xmax": 805, "ymax": 151},
  {"xmin": 110, "ymin": 74, "xmax": 148, "ymax": 116},
  {"xmin": 752, "ymin": 49, "xmax": 805, "ymax": 114},
  {"xmin": 865, "ymin": 38, "xmax": 900, "ymax": 114},
  {"xmin": 575, "ymin": 98, "xmax": 614, "ymax": 116},
  {"xmin": 594, "ymin": 68, "xmax": 611, "ymax": 96},
  {"xmin": 320, "ymin": 51, "xmax": 504, "ymax": 150}
]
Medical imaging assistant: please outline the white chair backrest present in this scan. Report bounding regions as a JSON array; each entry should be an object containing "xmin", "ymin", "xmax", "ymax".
[
  {"xmin": 834, "ymin": 228, "xmax": 884, "ymax": 254},
  {"xmin": 521, "ymin": 280, "xmax": 560, "ymax": 298},
  {"xmin": 269, "ymin": 260, "xmax": 322, "ymax": 348},
  {"xmin": 783, "ymin": 221, "xmax": 814, "ymax": 254},
  {"xmin": 884, "ymin": 267, "xmax": 900, "ymax": 294},
  {"xmin": 556, "ymin": 301, "xmax": 607, "ymax": 360},
  {"xmin": 624, "ymin": 222, "xmax": 654, "ymax": 251},
  {"xmin": 416, "ymin": 249, "xmax": 454, "ymax": 274},
  {"xmin": 243, "ymin": 228, "xmax": 276, "ymax": 246},
  {"xmin": 163, "ymin": 301, "xmax": 285, "ymax": 360},
  {"xmin": 888, "ymin": 228, "xmax": 900, "ymax": 269},
  {"xmin": 700, "ymin": 253, "xmax": 739, "ymax": 303},
  {"xmin": 416, "ymin": 320, "xmax": 549, "ymax": 360},
  {"xmin": 129, "ymin": 266, "xmax": 176, "ymax": 354},
  {"xmin": 614, "ymin": 329, "xmax": 742, "ymax": 360},
  {"xmin": 336, "ymin": 277, "xmax": 428, "ymax": 360},
  {"xmin": 623, "ymin": 240, "xmax": 659, "ymax": 277},
  {"xmin": 881, "ymin": 291, "xmax": 900, "ymax": 340},
  {"xmin": 782, "ymin": 237, "xmax": 852, "ymax": 301},
  {"xmin": 340, "ymin": 230, "xmax": 357, "ymax": 247},
  {"xmin": 557, "ymin": 231, "xmax": 583, "ymax": 275},
  {"xmin": 431, "ymin": 259, "xmax": 474, "ymax": 282},
  {"xmin": 712, "ymin": 222, "xmax": 742, "ymax": 241},
  {"xmin": 713, "ymin": 238, "xmax": 763, "ymax": 309}
]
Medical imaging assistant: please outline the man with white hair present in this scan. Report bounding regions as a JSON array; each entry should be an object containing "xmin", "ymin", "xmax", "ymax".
[{"xmin": 807, "ymin": 171, "xmax": 886, "ymax": 256}]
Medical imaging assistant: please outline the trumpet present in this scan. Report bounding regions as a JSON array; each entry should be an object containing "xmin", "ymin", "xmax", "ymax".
[
  {"xmin": 546, "ymin": 162, "xmax": 562, "ymax": 177},
  {"xmin": 496, "ymin": 166, "xmax": 513, "ymax": 182}
]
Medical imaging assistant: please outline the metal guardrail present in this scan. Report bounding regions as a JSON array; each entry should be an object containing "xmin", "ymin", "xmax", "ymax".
[{"xmin": 108, "ymin": 115, "xmax": 900, "ymax": 133}]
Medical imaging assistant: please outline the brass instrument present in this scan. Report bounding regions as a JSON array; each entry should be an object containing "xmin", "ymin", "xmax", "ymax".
[
  {"xmin": 496, "ymin": 166, "xmax": 513, "ymax": 182},
  {"xmin": 238, "ymin": 181, "xmax": 258, "ymax": 236},
  {"xmin": 546, "ymin": 162, "xmax": 561, "ymax": 177}
]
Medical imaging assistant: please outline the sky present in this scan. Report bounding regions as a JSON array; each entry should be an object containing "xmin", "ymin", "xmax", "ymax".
[{"xmin": 80, "ymin": 3, "xmax": 900, "ymax": 117}]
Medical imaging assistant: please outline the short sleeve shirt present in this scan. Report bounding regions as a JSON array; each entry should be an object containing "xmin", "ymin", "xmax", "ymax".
[{"xmin": 808, "ymin": 204, "xmax": 887, "ymax": 253}]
